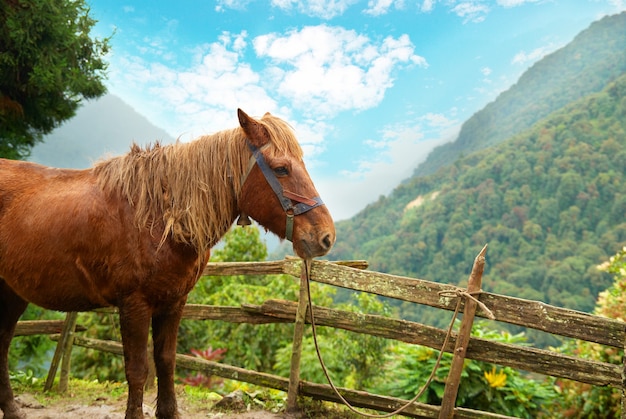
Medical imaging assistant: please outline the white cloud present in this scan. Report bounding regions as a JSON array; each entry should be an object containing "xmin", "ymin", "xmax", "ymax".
[
  {"xmin": 108, "ymin": 32, "xmax": 280, "ymax": 139},
  {"xmin": 421, "ymin": 0, "xmax": 434, "ymax": 12},
  {"xmin": 363, "ymin": 0, "xmax": 397, "ymax": 16},
  {"xmin": 496, "ymin": 0, "xmax": 539, "ymax": 7},
  {"xmin": 511, "ymin": 44, "xmax": 556, "ymax": 66},
  {"xmin": 215, "ymin": 0, "xmax": 251, "ymax": 12},
  {"xmin": 271, "ymin": 0, "xmax": 296, "ymax": 9},
  {"xmin": 452, "ymin": 2, "xmax": 490, "ymax": 23},
  {"xmin": 608, "ymin": 0, "xmax": 626, "ymax": 11},
  {"xmin": 270, "ymin": 0, "xmax": 359, "ymax": 19},
  {"xmin": 253, "ymin": 25, "xmax": 427, "ymax": 116},
  {"xmin": 107, "ymin": 24, "xmax": 425, "ymax": 171},
  {"xmin": 215, "ymin": 0, "xmax": 604, "ymax": 22},
  {"xmin": 321, "ymin": 114, "xmax": 459, "ymax": 220},
  {"xmin": 422, "ymin": 112, "xmax": 456, "ymax": 128},
  {"xmin": 352, "ymin": 112, "xmax": 457, "ymax": 181}
]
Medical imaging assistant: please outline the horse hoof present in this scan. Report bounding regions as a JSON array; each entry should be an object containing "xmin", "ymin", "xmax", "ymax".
[
  {"xmin": 2, "ymin": 408, "xmax": 26, "ymax": 419},
  {"xmin": 155, "ymin": 410, "xmax": 180, "ymax": 419},
  {"xmin": 124, "ymin": 407, "xmax": 145, "ymax": 419}
]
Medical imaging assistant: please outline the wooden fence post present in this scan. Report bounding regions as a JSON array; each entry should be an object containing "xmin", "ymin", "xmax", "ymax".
[
  {"xmin": 45, "ymin": 312, "xmax": 78, "ymax": 392},
  {"xmin": 439, "ymin": 245, "xmax": 487, "ymax": 419},
  {"xmin": 622, "ymin": 335, "xmax": 626, "ymax": 419},
  {"xmin": 286, "ymin": 260, "xmax": 309, "ymax": 413}
]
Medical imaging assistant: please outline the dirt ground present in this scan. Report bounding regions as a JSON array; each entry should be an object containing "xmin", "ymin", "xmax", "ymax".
[
  {"xmin": 4, "ymin": 380, "xmax": 364, "ymax": 419},
  {"xmin": 7, "ymin": 391, "xmax": 287, "ymax": 419}
]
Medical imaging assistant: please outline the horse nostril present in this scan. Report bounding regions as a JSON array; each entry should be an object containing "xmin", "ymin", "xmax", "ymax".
[{"xmin": 321, "ymin": 233, "xmax": 333, "ymax": 250}]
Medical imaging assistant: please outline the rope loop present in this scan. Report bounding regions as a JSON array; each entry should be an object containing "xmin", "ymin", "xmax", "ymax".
[
  {"xmin": 438, "ymin": 288, "xmax": 495, "ymax": 320},
  {"xmin": 303, "ymin": 260, "xmax": 473, "ymax": 418}
]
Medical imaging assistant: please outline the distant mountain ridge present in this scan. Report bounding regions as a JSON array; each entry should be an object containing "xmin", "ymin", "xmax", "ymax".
[
  {"xmin": 29, "ymin": 94, "xmax": 174, "ymax": 169},
  {"xmin": 413, "ymin": 12, "xmax": 626, "ymax": 177}
]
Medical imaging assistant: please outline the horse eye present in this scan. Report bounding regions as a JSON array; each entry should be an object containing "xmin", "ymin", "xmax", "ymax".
[{"xmin": 274, "ymin": 166, "xmax": 289, "ymax": 176}]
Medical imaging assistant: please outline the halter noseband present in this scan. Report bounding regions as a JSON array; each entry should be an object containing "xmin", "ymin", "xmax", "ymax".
[{"xmin": 239, "ymin": 141, "xmax": 324, "ymax": 242}]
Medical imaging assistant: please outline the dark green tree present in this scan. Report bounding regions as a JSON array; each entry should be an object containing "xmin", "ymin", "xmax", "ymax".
[{"xmin": 0, "ymin": 0, "xmax": 110, "ymax": 159}]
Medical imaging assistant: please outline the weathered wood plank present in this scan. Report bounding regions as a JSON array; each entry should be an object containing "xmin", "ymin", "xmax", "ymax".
[
  {"xmin": 203, "ymin": 260, "xmax": 287, "ymax": 276},
  {"xmin": 93, "ymin": 304, "xmax": 292, "ymax": 324},
  {"xmin": 202, "ymin": 259, "xmax": 368, "ymax": 276},
  {"xmin": 298, "ymin": 380, "xmax": 516, "ymax": 419},
  {"xmin": 15, "ymin": 320, "xmax": 85, "ymax": 336},
  {"xmin": 51, "ymin": 334, "xmax": 124, "ymax": 355},
  {"xmin": 245, "ymin": 299, "xmax": 621, "ymax": 387},
  {"xmin": 287, "ymin": 260, "xmax": 626, "ymax": 348},
  {"xmin": 181, "ymin": 305, "xmax": 290, "ymax": 324}
]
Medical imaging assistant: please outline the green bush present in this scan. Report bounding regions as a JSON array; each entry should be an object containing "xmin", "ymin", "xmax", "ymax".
[
  {"xmin": 9, "ymin": 306, "xmax": 63, "ymax": 377},
  {"xmin": 373, "ymin": 322, "xmax": 558, "ymax": 418},
  {"xmin": 548, "ymin": 246, "xmax": 626, "ymax": 418},
  {"xmin": 70, "ymin": 311, "xmax": 125, "ymax": 382},
  {"xmin": 273, "ymin": 292, "xmax": 390, "ymax": 390}
]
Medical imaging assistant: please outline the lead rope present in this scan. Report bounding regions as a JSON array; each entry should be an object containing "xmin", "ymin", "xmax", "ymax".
[{"xmin": 303, "ymin": 259, "xmax": 466, "ymax": 418}]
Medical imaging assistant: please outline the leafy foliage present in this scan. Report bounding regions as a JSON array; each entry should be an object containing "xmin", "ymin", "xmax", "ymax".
[
  {"xmin": 273, "ymin": 292, "xmax": 390, "ymax": 389},
  {"xmin": 70, "ymin": 310, "xmax": 125, "ymax": 382},
  {"xmin": 179, "ymin": 225, "xmax": 296, "ymax": 372},
  {"xmin": 549, "ymin": 247, "xmax": 626, "ymax": 418},
  {"xmin": 9, "ymin": 306, "xmax": 62, "ymax": 376},
  {"xmin": 0, "ymin": 0, "xmax": 110, "ymax": 159},
  {"xmin": 180, "ymin": 347, "xmax": 227, "ymax": 389},
  {"xmin": 373, "ymin": 322, "xmax": 558, "ymax": 418}
]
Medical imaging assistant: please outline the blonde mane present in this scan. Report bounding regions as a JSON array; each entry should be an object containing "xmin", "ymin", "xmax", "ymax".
[{"xmin": 93, "ymin": 113, "xmax": 303, "ymax": 256}]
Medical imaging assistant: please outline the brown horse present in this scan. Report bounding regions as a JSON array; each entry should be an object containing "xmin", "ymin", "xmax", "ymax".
[{"xmin": 0, "ymin": 109, "xmax": 335, "ymax": 419}]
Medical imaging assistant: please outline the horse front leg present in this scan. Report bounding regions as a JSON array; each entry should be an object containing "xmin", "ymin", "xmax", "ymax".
[
  {"xmin": 151, "ymin": 299, "xmax": 186, "ymax": 419},
  {"xmin": 0, "ymin": 281, "xmax": 28, "ymax": 419},
  {"xmin": 118, "ymin": 299, "xmax": 152, "ymax": 419}
]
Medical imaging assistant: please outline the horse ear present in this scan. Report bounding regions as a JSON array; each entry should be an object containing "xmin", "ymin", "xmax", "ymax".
[{"xmin": 238, "ymin": 108, "xmax": 270, "ymax": 148}]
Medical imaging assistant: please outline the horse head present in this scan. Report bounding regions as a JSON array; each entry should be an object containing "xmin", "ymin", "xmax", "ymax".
[{"xmin": 237, "ymin": 109, "xmax": 335, "ymax": 258}]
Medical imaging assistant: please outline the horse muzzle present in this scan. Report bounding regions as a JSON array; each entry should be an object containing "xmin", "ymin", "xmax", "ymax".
[{"xmin": 292, "ymin": 221, "xmax": 336, "ymax": 259}]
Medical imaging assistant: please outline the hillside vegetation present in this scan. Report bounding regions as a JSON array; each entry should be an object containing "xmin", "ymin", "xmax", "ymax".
[
  {"xmin": 414, "ymin": 12, "xmax": 626, "ymax": 177},
  {"xmin": 330, "ymin": 70, "xmax": 626, "ymax": 343}
]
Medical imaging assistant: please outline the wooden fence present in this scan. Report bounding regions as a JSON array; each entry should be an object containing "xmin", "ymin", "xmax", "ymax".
[{"xmin": 15, "ymin": 253, "xmax": 626, "ymax": 419}]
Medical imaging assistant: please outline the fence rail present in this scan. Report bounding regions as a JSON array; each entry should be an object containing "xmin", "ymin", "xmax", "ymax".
[{"xmin": 17, "ymin": 256, "xmax": 626, "ymax": 418}]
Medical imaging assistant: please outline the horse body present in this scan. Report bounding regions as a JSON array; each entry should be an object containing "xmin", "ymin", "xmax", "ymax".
[
  {"xmin": 0, "ymin": 160, "xmax": 204, "ymax": 313},
  {"xmin": 0, "ymin": 109, "xmax": 335, "ymax": 419}
]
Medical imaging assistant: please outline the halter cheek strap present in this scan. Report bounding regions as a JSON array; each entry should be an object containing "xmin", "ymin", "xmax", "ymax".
[{"xmin": 240, "ymin": 141, "xmax": 325, "ymax": 242}]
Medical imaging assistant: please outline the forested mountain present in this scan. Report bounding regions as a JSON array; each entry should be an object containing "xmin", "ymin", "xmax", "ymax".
[
  {"xmin": 329, "ymin": 64, "xmax": 626, "ymax": 344},
  {"xmin": 414, "ymin": 12, "xmax": 626, "ymax": 177}
]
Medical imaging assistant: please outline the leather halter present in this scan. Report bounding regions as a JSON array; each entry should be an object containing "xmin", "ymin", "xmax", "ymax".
[{"xmin": 238, "ymin": 141, "xmax": 324, "ymax": 242}]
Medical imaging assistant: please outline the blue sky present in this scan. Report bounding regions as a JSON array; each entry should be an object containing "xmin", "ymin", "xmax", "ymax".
[{"xmin": 88, "ymin": 0, "xmax": 626, "ymax": 220}]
